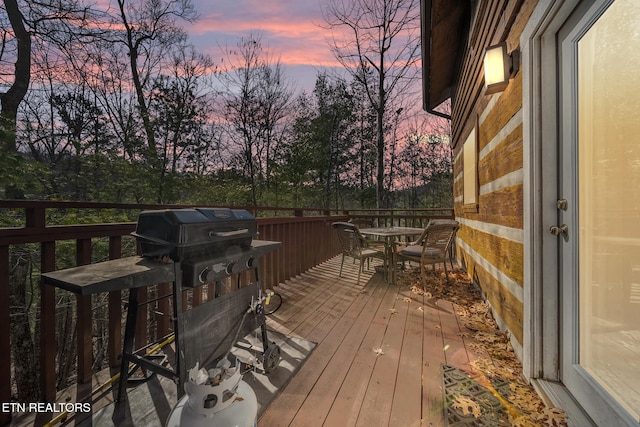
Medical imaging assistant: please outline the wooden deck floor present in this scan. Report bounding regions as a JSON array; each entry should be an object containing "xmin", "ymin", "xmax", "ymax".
[
  {"xmin": 12, "ymin": 256, "xmax": 494, "ymax": 427},
  {"xmin": 258, "ymin": 256, "xmax": 485, "ymax": 427}
]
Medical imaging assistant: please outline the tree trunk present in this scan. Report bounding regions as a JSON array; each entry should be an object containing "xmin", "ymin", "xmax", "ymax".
[
  {"xmin": 375, "ymin": 105, "xmax": 385, "ymax": 208},
  {"xmin": 1, "ymin": 0, "xmax": 31, "ymax": 199},
  {"xmin": 1, "ymin": 0, "xmax": 30, "ymax": 152},
  {"xmin": 9, "ymin": 248, "xmax": 39, "ymax": 401}
]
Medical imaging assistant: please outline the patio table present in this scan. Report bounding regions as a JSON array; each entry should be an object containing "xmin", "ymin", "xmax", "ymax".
[{"xmin": 358, "ymin": 226, "xmax": 424, "ymax": 284}]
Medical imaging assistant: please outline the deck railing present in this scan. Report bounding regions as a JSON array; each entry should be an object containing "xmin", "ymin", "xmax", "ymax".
[
  {"xmin": 341, "ymin": 207, "xmax": 455, "ymax": 228},
  {"xmin": 0, "ymin": 201, "xmax": 452, "ymax": 425}
]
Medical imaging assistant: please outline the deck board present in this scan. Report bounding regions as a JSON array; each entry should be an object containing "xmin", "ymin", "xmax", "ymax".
[
  {"xmin": 422, "ymin": 296, "xmax": 447, "ymax": 426},
  {"xmin": 390, "ymin": 288, "xmax": 426, "ymax": 427}
]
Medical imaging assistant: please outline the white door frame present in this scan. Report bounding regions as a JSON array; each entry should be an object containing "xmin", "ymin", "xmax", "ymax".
[
  {"xmin": 523, "ymin": 1, "xmax": 637, "ymax": 425},
  {"xmin": 522, "ymin": 0, "xmax": 581, "ymax": 383}
]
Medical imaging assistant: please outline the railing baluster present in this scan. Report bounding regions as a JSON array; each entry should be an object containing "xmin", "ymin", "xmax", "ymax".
[
  {"xmin": 40, "ymin": 241, "xmax": 56, "ymax": 402},
  {"xmin": 76, "ymin": 238, "xmax": 93, "ymax": 384},
  {"xmin": 157, "ymin": 283, "xmax": 171, "ymax": 338},
  {"xmin": 108, "ymin": 236, "xmax": 122, "ymax": 368},
  {"xmin": 136, "ymin": 288, "xmax": 148, "ymax": 349},
  {"xmin": 193, "ymin": 286, "xmax": 203, "ymax": 306}
]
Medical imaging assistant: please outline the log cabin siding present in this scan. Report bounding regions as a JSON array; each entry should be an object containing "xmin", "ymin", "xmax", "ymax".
[
  {"xmin": 464, "ymin": 250, "xmax": 524, "ymax": 345},
  {"xmin": 478, "ymin": 123, "xmax": 522, "ymax": 187},
  {"xmin": 449, "ymin": 0, "xmax": 532, "ymax": 358},
  {"xmin": 477, "ymin": 185, "xmax": 523, "ymax": 229},
  {"xmin": 456, "ymin": 221, "xmax": 524, "ymax": 287}
]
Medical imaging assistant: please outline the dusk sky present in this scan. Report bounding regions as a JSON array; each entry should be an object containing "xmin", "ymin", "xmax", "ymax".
[{"xmin": 186, "ymin": 0, "xmax": 341, "ymax": 93}]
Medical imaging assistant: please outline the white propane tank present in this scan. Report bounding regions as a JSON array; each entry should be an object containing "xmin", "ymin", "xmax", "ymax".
[{"xmin": 166, "ymin": 361, "xmax": 258, "ymax": 427}]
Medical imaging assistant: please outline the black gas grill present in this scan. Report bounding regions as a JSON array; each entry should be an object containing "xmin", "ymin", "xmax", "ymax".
[
  {"xmin": 126, "ymin": 208, "xmax": 282, "ymax": 399},
  {"xmin": 133, "ymin": 208, "xmax": 271, "ymax": 287}
]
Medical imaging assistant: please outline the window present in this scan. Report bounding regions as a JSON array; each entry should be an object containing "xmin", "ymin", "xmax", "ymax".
[{"xmin": 463, "ymin": 124, "xmax": 479, "ymax": 212}]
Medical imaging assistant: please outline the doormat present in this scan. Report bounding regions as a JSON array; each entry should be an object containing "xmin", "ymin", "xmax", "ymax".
[
  {"xmin": 441, "ymin": 363, "xmax": 510, "ymax": 427},
  {"xmin": 84, "ymin": 330, "xmax": 316, "ymax": 426}
]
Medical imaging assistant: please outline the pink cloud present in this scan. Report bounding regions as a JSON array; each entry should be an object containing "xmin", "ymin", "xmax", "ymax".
[{"xmin": 188, "ymin": 0, "xmax": 339, "ymax": 68}]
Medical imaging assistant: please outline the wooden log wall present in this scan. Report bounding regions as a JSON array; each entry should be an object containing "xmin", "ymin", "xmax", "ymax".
[{"xmin": 450, "ymin": 0, "xmax": 538, "ymax": 359}]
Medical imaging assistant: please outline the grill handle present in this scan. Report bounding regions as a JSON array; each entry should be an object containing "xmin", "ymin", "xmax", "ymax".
[
  {"xmin": 130, "ymin": 233, "xmax": 169, "ymax": 246},
  {"xmin": 209, "ymin": 229, "xmax": 249, "ymax": 238}
]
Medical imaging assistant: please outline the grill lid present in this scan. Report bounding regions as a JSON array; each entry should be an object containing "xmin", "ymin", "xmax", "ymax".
[{"xmin": 132, "ymin": 208, "xmax": 257, "ymax": 260}]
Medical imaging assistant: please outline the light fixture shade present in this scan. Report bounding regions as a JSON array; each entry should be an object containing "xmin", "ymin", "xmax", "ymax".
[{"xmin": 483, "ymin": 42, "xmax": 511, "ymax": 94}]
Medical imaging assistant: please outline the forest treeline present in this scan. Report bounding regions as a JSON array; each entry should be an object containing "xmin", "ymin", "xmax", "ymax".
[{"xmin": 0, "ymin": 0, "xmax": 452, "ymax": 210}]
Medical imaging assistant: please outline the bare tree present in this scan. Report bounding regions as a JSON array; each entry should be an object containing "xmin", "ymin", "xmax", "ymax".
[
  {"xmin": 396, "ymin": 102, "xmax": 453, "ymax": 208},
  {"xmin": 0, "ymin": 0, "xmax": 101, "ymax": 150},
  {"xmin": 216, "ymin": 34, "xmax": 293, "ymax": 207},
  {"xmin": 110, "ymin": 0, "xmax": 197, "ymax": 165},
  {"xmin": 322, "ymin": 0, "xmax": 422, "ymax": 208},
  {"xmin": 149, "ymin": 45, "xmax": 216, "ymax": 202},
  {"xmin": 0, "ymin": 0, "xmax": 99, "ymax": 403},
  {"xmin": 0, "ymin": 0, "xmax": 30, "ymax": 157}
]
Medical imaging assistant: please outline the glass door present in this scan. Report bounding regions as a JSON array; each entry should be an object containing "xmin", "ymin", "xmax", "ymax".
[{"xmin": 558, "ymin": 0, "xmax": 640, "ymax": 424}]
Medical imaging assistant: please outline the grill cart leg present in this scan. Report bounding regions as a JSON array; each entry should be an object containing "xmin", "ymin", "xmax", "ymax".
[
  {"xmin": 116, "ymin": 264, "xmax": 181, "ymax": 403},
  {"xmin": 256, "ymin": 293, "xmax": 281, "ymax": 374},
  {"xmin": 116, "ymin": 288, "xmax": 139, "ymax": 403}
]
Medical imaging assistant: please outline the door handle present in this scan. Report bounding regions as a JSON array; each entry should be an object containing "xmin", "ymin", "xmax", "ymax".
[{"xmin": 549, "ymin": 224, "xmax": 568, "ymax": 238}]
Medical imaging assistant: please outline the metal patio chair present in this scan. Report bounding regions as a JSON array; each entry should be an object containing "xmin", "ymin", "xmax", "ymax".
[
  {"xmin": 395, "ymin": 220, "xmax": 459, "ymax": 286},
  {"xmin": 332, "ymin": 222, "xmax": 386, "ymax": 285}
]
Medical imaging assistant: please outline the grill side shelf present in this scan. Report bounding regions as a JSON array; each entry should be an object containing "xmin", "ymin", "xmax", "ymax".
[{"xmin": 42, "ymin": 256, "xmax": 175, "ymax": 295}]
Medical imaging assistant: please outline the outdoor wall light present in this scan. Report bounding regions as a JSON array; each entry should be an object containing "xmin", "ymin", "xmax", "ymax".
[{"xmin": 483, "ymin": 42, "xmax": 520, "ymax": 94}]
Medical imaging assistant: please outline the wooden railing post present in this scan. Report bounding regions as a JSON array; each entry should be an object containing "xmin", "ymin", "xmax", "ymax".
[{"xmin": 26, "ymin": 206, "xmax": 45, "ymax": 229}]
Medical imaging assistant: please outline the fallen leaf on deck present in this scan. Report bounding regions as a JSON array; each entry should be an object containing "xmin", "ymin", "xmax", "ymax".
[
  {"xmin": 533, "ymin": 407, "xmax": 567, "ymax": 427},
  {"xmin": 464, "ymin": 320, "xmax": 491, "ymax": 332},
  {"xmin": 373, "ymin": 348, "xmax": 385, "ymax": 356},
  {"xmin": 417, "ymin": 306, "xmax": 424, "ymax": 312},
  {"xmin": 452, "ymin": 395, "xmax": 482, "ymax": 418},
  {"xmin": 508, "ymin": 383, "xmax": 542, "ymax": 414},
  {"xmin": 510, "ymin": 414, "xmax": 536, "ymax": 427},
  {"xmin": 403, "ymin": 297, "xmax": 412, "ymax": 303},
  {"xmin": 389, "ymin": 308, "xmax": 398, "ymax": 315}
]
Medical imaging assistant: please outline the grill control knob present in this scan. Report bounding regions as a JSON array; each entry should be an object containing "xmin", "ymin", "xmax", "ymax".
[
  {"xmin": 199, "ymin": 268, "xmax": 215, "ymax": 284},
  {"xmin": 225, "ymin": 262, "xmax": 236, "ymax": 275},
  {"xmin": 246, "ymin": 257, "xmax": 256, "ymax": 268}
]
